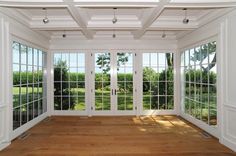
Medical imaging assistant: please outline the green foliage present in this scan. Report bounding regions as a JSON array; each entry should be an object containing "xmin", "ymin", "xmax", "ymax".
[
  {"xmin": 184, "ymin": 69, "xmax": 216, "ymax": 84},
  {"xmin": 13, "ymin": 71, "xmax": 43, "ymax": 85},
  {"xmin": 96, "ymin": 53, "xmax": 111, "ymax": 74},
  {"xmin": 191, "ymin": 42, "xmax": 216, "ymax": 72},
  {"xmin": 96, "ymin": 53, "xmax": 130, "ymax": 74},
  {"xmin": 54, "ymin": 60, "xmax": 76, "ymax": 110}
]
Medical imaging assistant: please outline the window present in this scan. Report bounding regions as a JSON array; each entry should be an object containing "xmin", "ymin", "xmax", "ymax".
[
  {"xmin": 54, "ymin": 53, "xmax": 86, "ymax": 110},
  {"xmin": 12, "ymin": 42, "xmax": 47, "ymax": 130},
  {"xmin": 181, "ymin": 41, "xmax": 217, "ymax": 125},
  {"xmin": 94, "ymin": 53, "xmax": 111, "ymax": 111},
  {"xmin": 142, "ymin": 53, "xmax": 174, "ymax": 110},
  {"xmin": 117, "ymin": 53, "xmax": 133, "ymax": 110}
]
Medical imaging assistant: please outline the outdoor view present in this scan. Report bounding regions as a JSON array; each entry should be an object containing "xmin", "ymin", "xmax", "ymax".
[
  {"xmin": 181, "ymin": 41, "xmax": 217, "ymax": 126},
  {"xmin": 13, "ymin": 42, "xmax": 47, "ymax": 130},
  {"xmin": 117, "ymin": 53, "xmax": 133, "ymax": 111},
  {"xmin": 54, "ymin": 53, "xmax": 86, "ymax": 110},
  {"xmin": 94, "ymin": 53, "xmax": 111, "ymax": 110},
  {"xmin": 143, "ymin": 53, "xmax": 174, "ymax": 110}
]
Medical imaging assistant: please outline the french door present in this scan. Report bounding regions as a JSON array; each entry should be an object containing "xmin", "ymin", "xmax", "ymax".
[
  {"xmin": 92, "ymin": 52, "xmax": 136, "ymax": 115},
  {"xmin": 53, "ymin": 51, "xmax": 175, "ymax": 116}
]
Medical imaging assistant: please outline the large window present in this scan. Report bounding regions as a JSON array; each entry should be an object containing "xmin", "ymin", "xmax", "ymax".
[
  {"xmin": 54, "ymin": 53, "xmax": 86, "ymax": 110},
  {"xmin": 13, "ymin": 42, "xmax": 47, "ymax": 130},
  {"xmin": 142, "ymin": 53, "xmax": 174, "ymax": 110},
  {"xmin": 181, "ymin": 41, "xmax": 217, "ymax": 126}
]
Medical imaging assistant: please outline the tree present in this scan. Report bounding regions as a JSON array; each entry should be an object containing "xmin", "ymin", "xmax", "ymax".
[
  {"xmin": 54, "ymin": 60, "xmax": 76, "ymax": 110},
  {"xmin": 191, "ymin": 42, "xmax": 216, "ymax": 72},
  {"xmin": 96, "ymin": 53, "xmax": 111, "ymax": 74},
  {"xmin": 96, "ymin": 53, "xmax": 130, "ymax": 74},
  {"xmin": 166, "ymin": 53, "xmax": 174, "ymax": 67}
]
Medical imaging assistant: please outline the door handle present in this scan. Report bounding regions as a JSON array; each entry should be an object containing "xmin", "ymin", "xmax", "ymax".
[
  {"xmin": 111, "ymin": 89, "xmax": 113, "ymax": 95},
  {"xmin": 115, "ymin": 89, "xmax": 117, "ymax": 95}
]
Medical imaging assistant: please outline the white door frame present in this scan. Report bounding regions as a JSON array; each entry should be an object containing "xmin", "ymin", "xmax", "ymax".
[{"xmin": 50, "ymin": 49, "xmax": 177, "ymax": 116}]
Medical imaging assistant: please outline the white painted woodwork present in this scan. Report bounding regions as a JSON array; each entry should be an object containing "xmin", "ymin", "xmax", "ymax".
[{"xmin": 0, "ymin": 0, "xmax": 236, "ymax": 153}]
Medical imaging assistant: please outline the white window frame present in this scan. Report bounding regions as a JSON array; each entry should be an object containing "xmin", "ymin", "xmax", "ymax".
[
  {"xmin": 179, "ymin": 36, "xmax": 219, "ymax": 138},
  {"xmin": 10, "ymin": 36, "xmax": 48, "ymax": 140}
]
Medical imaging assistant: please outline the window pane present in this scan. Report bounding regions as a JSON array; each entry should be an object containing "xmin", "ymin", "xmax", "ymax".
[
  {"xmin": 143, "ymin": 53, "xmax": 174, "ymax": 110},
  {"xmin": 12, "ymin": 42, "xmax": 47, "ymax": 130},
  {"xmin": 54, "ymin": 52, "xmax": 86, "ymax": 112},
  {"xmin": 182, "ymin": 41, "xmax": 217, "ymax": 126}
]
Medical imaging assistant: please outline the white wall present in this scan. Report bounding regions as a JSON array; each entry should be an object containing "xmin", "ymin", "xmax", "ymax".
[
  {"xmin": 0, "ymin": 15, "xmax": 11, "ymax": 151},
  {"xmin": 0, "ymin": 10, "xmax": 50, "ymax": 150},
  {"xmin": 220, "ymin": 10, "xmax": 236, "ymax": 152},
  {"xmin": 178, "ymin": 8, "xmax": 236, "ymax": 152},
  {"xmin": 50, "ymin": 38, "xmax": 177, "ymax": 51}
]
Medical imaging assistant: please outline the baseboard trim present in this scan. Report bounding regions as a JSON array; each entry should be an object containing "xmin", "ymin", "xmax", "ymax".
[
  {"xmin": 220, "ymin": 136, "xmax": 236, "ymax": 152},
  {"xmin": 0, "ymin": 141, "xmax": 11, "ymax": 151}
]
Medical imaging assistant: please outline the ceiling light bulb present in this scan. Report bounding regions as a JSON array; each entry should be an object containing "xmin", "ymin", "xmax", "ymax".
[
  {"xmin": 43, "ymin": 17, "xmax": 49, "ymax": 24},
  {"xmin": 162, "ymin": 32, "xmax": 166, "ymax": 38},
  {"xmin": 183, "ymin": 18, "xmax": 189, "ymax": 24},
  {"xmin": 112, "ymin": 17, "xmax": 117, "ymax": 24}
]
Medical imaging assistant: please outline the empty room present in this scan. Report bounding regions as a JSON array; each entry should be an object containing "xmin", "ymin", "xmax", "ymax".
[{"xmin": 0, "ymin": 0, "xmax": 236, "ymax": 155}]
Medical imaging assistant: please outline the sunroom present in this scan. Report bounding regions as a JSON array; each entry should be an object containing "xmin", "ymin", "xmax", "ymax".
[{"xmin": 0, "ymin": 0, "xmax": 236, "ymax": 155}]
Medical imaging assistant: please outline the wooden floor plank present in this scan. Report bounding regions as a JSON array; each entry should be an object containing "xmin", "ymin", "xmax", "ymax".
[{"xmin": 0, "ymin": 116, "xmax": 235, "ymax": 156}]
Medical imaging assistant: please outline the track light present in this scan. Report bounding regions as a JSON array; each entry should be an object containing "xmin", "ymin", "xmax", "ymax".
[
  {"xmin": 112, "ymin": 8, "xmax": 117, "ymax": 24},
  {"xmin": 62, "ymin": 30, "xmax": 66, "ymax": 38},
  {"xmin": 42, "ymin": 8, "xmax": 49, "ymax": 24},
  {"xmin": 112, "ymin": 30, "xmax": 116, "ymax": 38},
  {"xmin": 183, "ymin": 8, "xmax": 189, "ymax": 24},
  {"xmin": 161, "ymin": 31, "xmax": 166, "ymax": 38}
]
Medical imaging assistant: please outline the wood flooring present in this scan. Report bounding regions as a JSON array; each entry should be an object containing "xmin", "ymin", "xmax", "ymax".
[{"xmin": 1, "ymin": 116, "xmax": 236, "ymax": 156}]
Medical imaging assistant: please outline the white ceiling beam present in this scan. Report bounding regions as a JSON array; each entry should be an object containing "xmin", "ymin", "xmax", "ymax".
[
  {"xmin": 132, "ymin": 0, "xmax": 171, "ymax": 39},
  {"xmin": 166, "ymin": 2, "xmax": 236, "ymax": 8},
  {"xmin": 63, "ymin": 0, "xmax": 94, "ymax": 39},
  {"xmin": 0, "ymin": 2, "xmax": 66, "ymax": 7}
]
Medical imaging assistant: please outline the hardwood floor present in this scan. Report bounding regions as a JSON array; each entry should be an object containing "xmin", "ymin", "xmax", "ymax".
[{"xmin": 1, "ymin": 116, "xmax": 235, "ymax": 156}]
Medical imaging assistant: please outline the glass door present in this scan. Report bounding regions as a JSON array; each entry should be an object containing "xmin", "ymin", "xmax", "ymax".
[
  {"xmin": 92, "ymin": 52, "xmax": 135, "ymax": 115},
  {"xmin": 94, "ymin": 53, "xmax": 111, "ymax": 111},
  {"xmin": 116, "ymin": 52, "xmax": 134, "ymax": 111}
]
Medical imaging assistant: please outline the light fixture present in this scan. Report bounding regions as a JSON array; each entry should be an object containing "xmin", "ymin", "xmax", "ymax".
[
  {"xmin": 161, "ymin": 30, "xmax": 166, "ymax": 38},
  {"xmin": 183, "ymin": 8, "xmax": 189, "ymax": 24},
  {"xmin": 62, "ymin": 30, "xmax": 66, "ymax": 38},
  {"xmin": 112, "ymin": 8, "xmax": 117, "ymax": 24},
  {"xmin": 42, "ymin": 8, "xmax": 49, "ymax": 24},
  {"xmin": 112, "ymin": 30, "xmax": 116, "ymax": 38}
]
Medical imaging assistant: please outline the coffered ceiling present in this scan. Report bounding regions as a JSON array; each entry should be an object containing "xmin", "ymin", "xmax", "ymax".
[{"xmin": 0, "ymin": 0, "xmax": 236, "ymax": 40}]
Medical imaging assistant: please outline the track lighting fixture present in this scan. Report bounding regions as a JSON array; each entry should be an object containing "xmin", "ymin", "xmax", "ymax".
[
  {"xmin": 62, "ymin": 30, "xmax": 66, "ymax": 38},
  {"xmin": 112, "ymin": 30, "xmax": 116, "ymax": 38},
  {"xmin": 161, "ymin": 31, "xmax": 166, "ymax": 38},
  {"xmin": 42, "ymin": 8, "xmax": 49, "ymax": 24},
  {"xmin": 112, "ymin": 8, "xmax": 117, "ymax": 24},
  {"xmin": 182, "ymin": 8, "xmax": 189, "ymax": 24}
]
